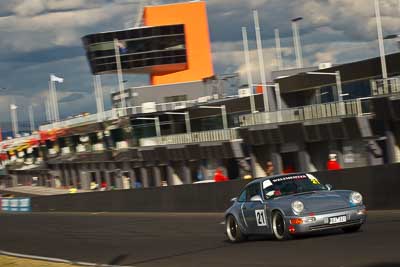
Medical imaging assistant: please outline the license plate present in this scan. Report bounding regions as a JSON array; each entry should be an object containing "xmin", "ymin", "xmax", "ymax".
[{"xmin": 329, "ymin": 215, "xmax": 347, "ymax": 224}]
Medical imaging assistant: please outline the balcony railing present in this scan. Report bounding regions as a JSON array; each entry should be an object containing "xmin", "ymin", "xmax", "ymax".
[
  {"xmin": 239, "ymin": 98, "xmax": 372, "ymax": 127},
  {"xmin": 371, "ymin": 77, "xmax": 400, "ymax": 96},
  {"xmin": 39, "ymin": 94, "xmax": 228, "ymax": 131},
  {"xmin": 139, "ymin": 128, "xmax": 239, "ymax": 147}
]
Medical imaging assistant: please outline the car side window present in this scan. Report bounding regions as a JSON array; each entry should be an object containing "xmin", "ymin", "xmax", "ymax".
[
  {"xmin": 238, "ymin": 190, "xmax": 246, "ymax": 202},
  {"xmin": 246, "ymin": 183, "xmax": 261, "ymax": 202}
]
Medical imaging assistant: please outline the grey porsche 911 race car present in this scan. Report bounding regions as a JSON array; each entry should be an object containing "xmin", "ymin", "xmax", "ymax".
[{"xmin": 225, "ymin": 173, "xmax": 367, "ymax": 242}]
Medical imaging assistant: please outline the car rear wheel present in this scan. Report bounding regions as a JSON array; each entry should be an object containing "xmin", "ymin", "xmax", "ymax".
[
  {"xmin": 272, "ymin": 211, "xmax": 292, "ymax": 240},
  {"xmin": 342, "ymin": 224, "xmax": 362, "ymax": 233},
  {"xmin": 226, "ymin": 215, "xmax": 246, "ymax": 243}
]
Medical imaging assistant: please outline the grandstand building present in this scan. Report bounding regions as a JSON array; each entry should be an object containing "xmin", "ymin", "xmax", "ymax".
[{"xmin": 1, "ymin": 1, "xmax": 400, "ymax": 190}]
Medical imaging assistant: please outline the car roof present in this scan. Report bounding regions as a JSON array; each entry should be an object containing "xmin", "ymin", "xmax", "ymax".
[{"xmin": 246, "ymin": 172, "xmax": 308, "ymax": 187}]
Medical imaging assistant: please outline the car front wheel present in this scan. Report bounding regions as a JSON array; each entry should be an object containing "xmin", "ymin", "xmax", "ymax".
[
  {"xmin": 272, "ymin": 211, "xmax": 292, "ymax": 240},
  {"xmin": 226, "ymin": 215, "xmax": 246, "ymax": 243}
]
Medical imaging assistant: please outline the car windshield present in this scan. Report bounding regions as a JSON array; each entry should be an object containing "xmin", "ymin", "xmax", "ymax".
[{"xmin": 262, "ymin": 174, "xmax": 327, "ymax": 199}]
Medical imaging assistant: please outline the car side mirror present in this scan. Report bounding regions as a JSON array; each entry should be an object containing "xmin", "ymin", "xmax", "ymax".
[
  {"xmin": 326, "ymin": 184, "xmax": 333, "ymax": 191},
  {"xmin": 230, "ymin": 197, "xmax": 237, "ymax": 203},
  {"xmin": 250, "ymin": 195, "xmax": 263, "ymax": 203}
]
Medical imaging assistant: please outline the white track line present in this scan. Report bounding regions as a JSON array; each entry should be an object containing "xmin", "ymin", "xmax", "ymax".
[{"xmin": 0, "ymin": 250, "xmax": 134, "ymax": 267}]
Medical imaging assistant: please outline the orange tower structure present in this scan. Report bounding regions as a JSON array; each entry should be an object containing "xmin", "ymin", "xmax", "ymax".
[{"xmin": 143, "ymin": 1, "xmax": 214, "ymax": 85}]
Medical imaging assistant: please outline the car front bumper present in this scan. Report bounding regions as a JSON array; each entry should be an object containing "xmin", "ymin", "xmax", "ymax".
[{"xmin": 286, "ymin": 206, "xmax": 367, "ymax": 234}]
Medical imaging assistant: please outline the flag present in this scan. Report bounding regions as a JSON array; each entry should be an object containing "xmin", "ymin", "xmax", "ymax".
[
  {"xmin": 116, "ymin": 40, "xmax": 128, "ymax": 54},
  {"xmin": 10, "ymin": 104, "xmax": 17, "ymax": 110},
  {"xmin": 50, "ymin": 74, "xmax": 64, "ymax": 83}
]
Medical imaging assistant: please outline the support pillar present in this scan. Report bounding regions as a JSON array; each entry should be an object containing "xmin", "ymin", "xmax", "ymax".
[
  {"xmin": 64, "ymin": 166, "xmax": 70, "ymax": 187},
  {"xmin": 271, "ymin": 152, "xmax": 283, "ymax": 175},
  {"xmin": 105, "ymin": 171, "xmax": 112, "ymax": 190},
  {"xmin": 181, "ymin": 162, "xmax": 192, "ymax": 184},
  {"xmin": 115, "ymin": 173, "xmax": 124, "ymax": 189},
  {"xmin": 167, "ymin": 164, "xmax": 183, "ymax": 186},
  {"xmin": 386, "ymin": 131, "xmax": 397, "ymax": 164},
  {"xmin": 79, "ymin": 170, "xmax": 90, "ymax": 190},
  {"xmin": 128, "ymin": 169, "xmax": 137, "ymax": 188},
  {"xmin": 95, "ymin": 170, "xmax": 102, "ymax": 188},
  {"xmin": 298, "ymin": 150, "xmax": 312, "ymax": 172},
  {"xmin": 152, "ymin": 166, "xmax": 162, "ymax": 187},
  {"xmin": 250, "ymin": 152, "xmax": 266, "ymax": 178},
  {"xmin": 140, "ymin": 167, "xmax": 149, "ymax": 188}
]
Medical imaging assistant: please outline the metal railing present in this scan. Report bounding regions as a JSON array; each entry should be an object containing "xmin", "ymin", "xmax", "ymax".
[
  {"xmin": 139, "ymin": 128, "xmax": 239, "ymax": 146},
  {"xmin": 39, "ymin": 95, "xmax": 226, "ymax": 131},
  {"xmin": 39, "ymin": 113, "xmax": 99, "ymax": 131},
  {"xmin": 371, "ymin": 77, "xmax": 400, "ymax": 96},
  {"xmin": 239, "ymin": 98, "xmax": 372, "ymax": 127}
]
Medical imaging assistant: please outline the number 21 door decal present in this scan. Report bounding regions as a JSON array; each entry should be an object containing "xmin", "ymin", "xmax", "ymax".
[{"xmin": 255, "ymin": 209, "xmax": 267, "ymax": 226}]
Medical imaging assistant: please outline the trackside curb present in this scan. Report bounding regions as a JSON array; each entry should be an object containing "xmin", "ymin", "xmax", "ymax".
[{"xmin": 0, "ymin": 250, "xmax": 134, "ymax": 267}]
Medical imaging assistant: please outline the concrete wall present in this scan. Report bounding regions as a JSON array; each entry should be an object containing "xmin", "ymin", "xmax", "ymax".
[{"xmin": 31, "ymin": 163, "xmax": 400, "ymax": 212}]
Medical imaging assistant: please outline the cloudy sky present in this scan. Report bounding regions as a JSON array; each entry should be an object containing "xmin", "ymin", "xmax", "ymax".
[{"xmin": 1, "ymin": 0, "xmax": 400, "ymax": 131}]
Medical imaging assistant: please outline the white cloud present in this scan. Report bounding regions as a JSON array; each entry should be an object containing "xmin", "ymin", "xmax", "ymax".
[
  {"xmin": 13, "ymin": 0, "xmax": 46, "ymax": 17},
  {"xmin": 0, "ymin": 2, "xmax": 139, "ymax": 52}
]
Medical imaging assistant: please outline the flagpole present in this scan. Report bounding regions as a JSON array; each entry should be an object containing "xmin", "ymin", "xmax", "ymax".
[
  {"xmin": 52, "ymin": 79, "xmax": 60, "ymax": 121},
  {"xmin": 114, "ymin": 38, "xmax": 127, "ymax": 116},
  {"xmin": 48, "ymin": 81, "xmax": 55, "ymax": 122}
]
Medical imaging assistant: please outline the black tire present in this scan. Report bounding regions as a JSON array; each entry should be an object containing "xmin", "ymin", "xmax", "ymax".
[
  {"xmin": 272, "ymin": 211, "xmax": 292, "ymax": 240},
  {"xmin": 342, "ymin": 224, "xmax": 362, "ymax": 233},
  {"xmin": 226, "ymin": 215, "xmax": 246, "ymax": 243}
]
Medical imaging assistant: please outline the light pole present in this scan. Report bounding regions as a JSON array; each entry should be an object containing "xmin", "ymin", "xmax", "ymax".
[
  {"xmin": 374, "ymin": 0, "xmax": 388, "ymax": 81},
  {"xmin": 274, "ymin": 28, "xmax": 283, "ymax": 70},
  {"xmin": 93, "ymin": 75, "xmax": 105, "ymax": 122},
  {"xmin": 198, "ymin": 105, "xmax": 228, "ymax": 130},
  {"xmin": 306, "ymin": 71, "xmax": 344, "ymax": 102},
  {"xmin": 241, "ymin": 27, "xmax": 256, "ymax": 116},
  {"xmin": 114, "ymin": 39, "xmax": 127, "ymax": 116},
  {"xmin": 291, "ymin": 17, "xmax": 304, "ymax": 69},
  {"xmin": 165, "ymin": 112, "xmax": 191, "ymax": 134},
  {"xmin": 253, "ymin": 10, "xmax": 269, "ymax": 112},
  {"xmin": 136, "ymin": 117, "xmax": 161, "ymax": 137}
]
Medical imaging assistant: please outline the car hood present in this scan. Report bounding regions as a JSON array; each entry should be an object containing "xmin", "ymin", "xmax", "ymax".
[{"xmin": 286, "ymin": 190, "xmax": 350, "ymax": 213}]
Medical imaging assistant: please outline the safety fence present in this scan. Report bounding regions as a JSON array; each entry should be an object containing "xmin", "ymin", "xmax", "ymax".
[{"xmin": 30, "ymin": 163, "xmax": 400, "ymax": 212}]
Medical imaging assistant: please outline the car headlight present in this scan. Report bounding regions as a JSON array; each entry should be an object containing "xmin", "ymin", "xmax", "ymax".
[
  {"xmin": 291, "ymin": 200, "xmax": 304, "ymax": 214},
  {"xmin": 350, "ymin": 192, "xmax": 363, "ymax": 205}
]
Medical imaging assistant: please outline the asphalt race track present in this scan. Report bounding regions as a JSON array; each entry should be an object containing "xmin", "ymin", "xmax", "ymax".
[{"xmin": 0, "ymin": 211, "xmax": 400, "ymax": 267}]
